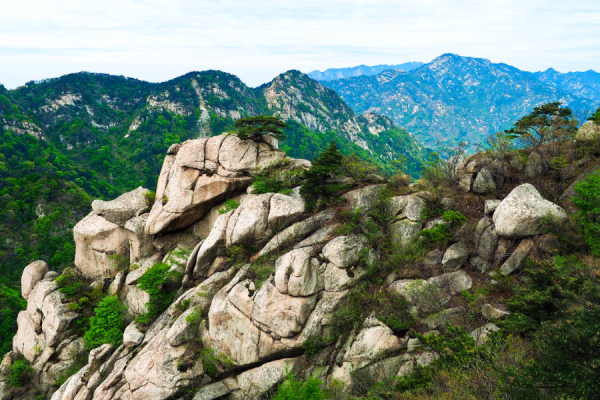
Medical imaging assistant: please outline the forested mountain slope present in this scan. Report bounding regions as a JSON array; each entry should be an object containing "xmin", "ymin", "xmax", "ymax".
[{"xmin": 323, "ymin": 54, "xmax": 598, "ymax": 147}]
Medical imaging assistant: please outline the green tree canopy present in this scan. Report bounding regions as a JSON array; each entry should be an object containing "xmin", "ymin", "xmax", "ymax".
[
  {"xmin": 234, "ymin": 115, "xmax": 288, "ymax": 141},
  {"xmin": 505, "ymin": 102, "xmax": 577, "ymax": 148}
]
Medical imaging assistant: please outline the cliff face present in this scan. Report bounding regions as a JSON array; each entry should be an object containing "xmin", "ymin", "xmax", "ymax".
[{"xmin": 0, "ymin": 133, "xmax": 569, "ymax": 400}]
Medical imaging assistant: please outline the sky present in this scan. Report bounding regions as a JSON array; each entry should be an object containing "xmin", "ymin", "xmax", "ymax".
[{"xmin": 1, "ymin": 0, "xmax": 599, "ymax": 89}]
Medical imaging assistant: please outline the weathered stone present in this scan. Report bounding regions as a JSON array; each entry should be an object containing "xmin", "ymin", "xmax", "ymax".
[
  {"xmin": 257, "ymin": 210, "xmax": 334, "ymax": 257},
  {"xmin": 21, "ymin": 260, "xmax": 48, "ymax": 300},
  {"xmin": 166, "ymin": 307, "xmax": 199, "ymax": 347},
  {"xmin": 274, "ymin": 248, "xmax": 321, "ymax": 296},
  {"xmin": 12, "ymin": 311, "xmax": 44, "ymax": 362},
  {"xmin": 442, "ymin": 243, "xmax": 468, "ymax": 268},
  {"xmin": 252, "ymin": 281, "xmax": 317, "ymax": 338},
  {"xmin": 193, "ymin": 211, "xmax": 232, "ymax": 279},
  {"xmin": 323, "ymin": 263, "xmax": 367, "ymax": 292},
  {"xmin": 576, "ymin": 120, "xmax": 600, "ymax": 140},
  {"xmin": 236, "ymin": 357, "xmax": 305, "ymax": 399},
  {"xmin": 293, "ymin": 223, "xmax": 339, "ymax": 250},
  {"xmin": 343, "ymin": 317, "xmax": 402, "ymax": 369},
  {"xmin": 472, "ymin": 167, "xmax": 496, "ymax": 194},
  {"xmin": 92, "ymin": 186, "xmax": 149, "ymax": 226},
  {"xmin": 482, "ymin": 304, "xmax": 509, "ymax": 320},
  {"xmin": 193, "ymin": 381, "xmax": 231, "ymax": 400},
  {"xmin": 493, "ymin": 184, "xmax": 567, "ymax": 238},
  {"xmin": 124, "ymin": 213, "xmax": 155, "ymax": 264},
  {"xmin": 123, "ymin": 286, "xmax": 151, "ymax": 318},
  {"xmin": 525, "ymin": 151, "xmax": 543, "ymax": 178},
  {"xmin": 390, "ymin": 219, "xmax": 422, "ymax": 247},
  {"xmin": 470, "ymin": 323, "xmax": 500, "ymax": 346},
  {"xmin": 423, "ymin": 249, "xmax": 444, "ymax": 265},
  {"xmin": 499, "ymin": 238, "xmax": 535, "ymax": 275},
  {"xmin": 422, "ymin": 307, "xmax": 465, "ymax": 329},
  {"xmin": 321, "ymin": 235, "xmax": 364, "ymax": 269},
  {"xmin": 74, "ymin": 213, "xmax": 130, "ymax": 280},
  {"xmin": 484, "ymin": 199, "xmax": 501, "ymax": 215},
  {"xmin": 123, "ymin": 322, "xmax": 144, "ymax": 348},
  {"xmin": 44, "ymin": 271, "xmax": 59, "ymax": 280},
  {"xmin": 476, "ymin": 219, "xmax": 499, "ymax": 262},
  {"xmin": 342, "ymin": 185, "xmax": 387, "ymax": 212},
  {"xmin": 458, "ymin": 173, "xmax": 474, "ymax": 192}
]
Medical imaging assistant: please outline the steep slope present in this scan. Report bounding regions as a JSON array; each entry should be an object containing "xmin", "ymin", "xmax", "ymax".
[
  {"xmin": 323, "ymin": 54, "xmax": 598, "ymax": 147},
  {"xmin": 307, "ymin": 62, "xmax": 424, "ymax": 81},
  {"xmin": 534, "ymin": 68, "xmax": 600, "ymax": 102}
]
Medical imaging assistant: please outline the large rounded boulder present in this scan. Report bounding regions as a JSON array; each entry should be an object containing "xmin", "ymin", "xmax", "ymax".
[{"xmin": 493, "ymin": 184, "xmax": 567, "ymax": 239}]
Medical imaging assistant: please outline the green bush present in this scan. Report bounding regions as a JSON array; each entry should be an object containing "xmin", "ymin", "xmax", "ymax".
[
  {"xmin": 589, "ymin": 107, "xmax": 600, "ymax": 124},
  {"xmin": 218, "ymin": 198, "xmax": 240, "ymax": 215},
  {"xmin": 442, "ymin": 210, "xmax": 467, "ymax": 225},
  {"xmin": 55, "ymin": 268, "xmax": 83, "ymax": 298},
  {"xmin": 8, "ymin": 358, "xmax": 34, "ymax": 387},
  {"xmin": 419, "ymin": 224, "xmax": 452, "ymax": 245},
  {"xmin": 143, "ymin": 190, "xmax": 156, "ymax": 206},
  {"xmin": 572, "ymin": 171, "xmax": 600, "ymax": 256},
  {"xmin": 83, "ymin": 296, "xmax": 126, "ymax": 349},
  {"xmin": 135, "ymin": 262, "xmax": 181, "ymax": 325},
  {"xmin": 273, "ymin": 370, "xmax": 327, "ymax": 400},
  {"xmin": 251, "ymin": 161, "xmax": 303, "ymax": 195},
  {"xmin": 300, "ymin": 141, "xmax": 346, "ymax": 210}
]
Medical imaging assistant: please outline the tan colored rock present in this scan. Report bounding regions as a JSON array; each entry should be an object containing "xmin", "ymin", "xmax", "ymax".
[
  {"xmin": 321, "ymin": 235, "xmax": 364, "ymax": 269},
  {"xmin": 236, "ymin": 357, "xmax": 305, "ymax": 399},
  {"xmin": 323, "ymin": 263, "xmax": 366, "ymax": 291},
  {"xmin": 13, "ymin": 311, "xmax": 44, "ymax": 362},
  {"xmin": 166, "ymin": 307, "xmax": 200, "ymax": 347},
  {"xmin": 252, "ymin": 281, "xmax": 317, "ymax": 338},
  {"xmin": 274, "ymin": 248, "xmax": 322, "ymax": 296},
  {"xmin": 576, "ymin": 120, "xmax": 600, "ymax": 140},
  {"xmin": 124, "ymin": 213, "xmax": 155, "ymax": 264},
  {"xmin": 482, "ymin": 304, "xmax": 509, "ymax": 320},
  {"xmin": 485, "ymin": 199, "xmax": 501, "ymax": 215},
  {"xmin": 194, "ymin": 210, "xmax": 232, "ymax": 278},
  {"xmin": 343, "ymin": 317, "xmax": 402, "ymax": 369},
  {"xmin": 470, "ymin": 323, "xmax": 500, "ymax": 346},
  {"xmin": 74, "ymin": 213, "xmax": 129, "ymax": 280},
  {"xmin": 258, "ymin": 210, "xmax": 335, "ymax": 257},
  {"xmin": 493, "ymin": 184, "xmax": 567, "ymax": 238},
  {"xmin": 441, "ymin": 242, "xmax": 468, "ymax": 268},
  {"xmin": 21, "ymin": 260, "xmax": 48, "ymax": 300},
  {"xmin": 192, "ymin": 193, "xmax": 246, "ymax": 240},
  {"xmin": 92, "ymin": 187, "xmax": 149, "ymax": 226},
  {"xmin": 123, "ymin": 286, "xmax": 150, "ymax": 318},
  {"xmin": 294, "ymin": 223, "xmax": 338, "ymax": 250}
]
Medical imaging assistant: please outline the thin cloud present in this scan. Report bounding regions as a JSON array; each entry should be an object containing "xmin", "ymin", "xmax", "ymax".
[{"xmin": 0, "ymin": 0, "xmax": 599, "ymax": 88}]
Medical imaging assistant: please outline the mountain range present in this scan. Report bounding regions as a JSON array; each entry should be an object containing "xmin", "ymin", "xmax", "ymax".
[
  {"xmin": 308, "ymin": 62, "xmax": 424, "ymax": 81},
  {"xmin": 320, "ymin": 54, "xmax": 600, "ymax": 147}
]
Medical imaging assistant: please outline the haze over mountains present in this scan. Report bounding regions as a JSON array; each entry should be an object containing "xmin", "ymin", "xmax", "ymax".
[
  {"xmin": 320, "ymin": 54, "xmax": 600, "ymax": 147},
  {"xmin": 307, "ymin": 62, "xmax": 425, "ymax": 81}
]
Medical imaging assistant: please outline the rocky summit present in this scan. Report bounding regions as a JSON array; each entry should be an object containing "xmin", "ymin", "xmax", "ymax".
[{"xmin": 3, "ymin": 123, "xmax": 590, "ymax": 400}]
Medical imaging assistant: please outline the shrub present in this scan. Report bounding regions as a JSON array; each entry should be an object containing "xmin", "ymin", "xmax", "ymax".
[
  {"xmin": 273, "ymin": 370, "xmax": 327, "ymax": 400},
  {"xmin": 589, "ymin": 106, "xmax": 600, "ymax": 124},
  {"xmin": 83, "ymin": 295, "xmax": 126, "ymax": 349},
  {"xmin": 143, "ymin": 190, "xmax": 156, "ymax": 207},
  {"xmin": 135, "ymin": 262, "xmax": 181, "ymax": 325},
  {"xmin": 441, "ymin": 210, "xmax": 467, "ymax": 226},
  {"xmin": 572, "ymin": 171, "xmax": 600, "ymax": 256},
  {"xmin": 422, "ymin": 142, "xmax": 468, "ymax": 187},
  {"xmin": 419, "ymin": 224, "xmax": 452, "ymax": 246},
  {"xmin": 55, "ymin": 268, "xmax": 83, "ymax": 298},
  {"xmin": 218, "ymin": 198, "xmax": 240, "ymax": 215},
  {"xmin": 8, "ymin": 358, "xmax": 34, "ymax": 387},
  {"xmin": 341, "ymin": 153, "xmax": 381, "ymax": 183},
  {"xmin": 300, "ymin": 141, "xmax": 346, "ymax": 210},
  {"xmin": 251, "ymin": 160, "xmax": 303, "ymax": 195},
  {"xmin": 234, "ymin": 115, "xmax": 288, "ymax": 141}
]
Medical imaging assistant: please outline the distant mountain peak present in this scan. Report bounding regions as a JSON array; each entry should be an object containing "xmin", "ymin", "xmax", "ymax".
[{"xmin": 308, "ymin": 62, "xmax": 424, "ymax": 81}]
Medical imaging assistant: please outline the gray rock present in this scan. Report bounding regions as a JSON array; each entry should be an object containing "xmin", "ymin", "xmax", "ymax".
[
  {"xmin": 493, "ymin": 184, "xmax": 567, "ymax": 238},
  {"xmin": 92, "ymin": 186, "xmax": 148, "ymax": 226},
  {"xmin": 575, "ymin": 120, "xmax": 600, "ymax": 140},
  {"xmin": 421, "ymin": 307, "xmax": 465, "ymax": 329},
  {"xmin": 441, "ymin": 242, "xmax": 468, "ymax": 268},
  {"xmin": 423, "ymin": 249, "xmax": 444, "ymax": 265},
  {"xmin": 499, "ymin": 238, "xmax": 535, "ymax": 275},
  {"xmin": 193, "ymin": 382, "xmax": 231, "ymax": 400},
  {"xmin": 390, "ymin": 219, "xmax": 422, "ymax": 248},
  {"xmin": 321, "ymin": 235, "xmax": 365, "ymax": 269},
  {"xmin": 484, "ymin": 199, "xmax": 501, "ymax": 215},
  {"xmin": 472, "ymin": 167, "xmax": 496, "ymax": 194},
  {"xmin": 470, "ymin": 323, "xmax": 500, "ymax": 346},
  {"xmin": 123, "ymin": 322, "xmax": 144, "ymax": 348},
  {"xmin": 274, "ymin": 248, "xmax": 322, "ymax": 296},
  {"xmin": 525, "ymin": 151, "xmax": 543, "ymax": 178},
  {"xmin": 458, "ymin": 173, "xmax": 474, "ymax": 192},
  {"xmin": 482, "ymin": 304, "xmax": 509, "ymax": 319},
  {"xmin": 44, "ymin": 271, "xmax": 59, "ymax": 280},
  {"xmin": 342, "ymin": 184, "xmax": 387, "ymax": 212}
]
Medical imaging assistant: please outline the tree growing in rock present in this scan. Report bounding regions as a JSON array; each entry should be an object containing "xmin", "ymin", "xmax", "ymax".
[
  {"xmin": 505, "ymin": 102, "xmax": 577, "ymax": 148},
  {"xmin": 234, "ymin": 115, "xmax": 288, "ymax": 141}
]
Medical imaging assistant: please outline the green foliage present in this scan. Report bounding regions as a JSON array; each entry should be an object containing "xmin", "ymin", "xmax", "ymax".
[
  {"xmin": 419, "ymin": 224, "xmax": 452, "ymax": 246},
  {"xmin": 273, "ymin": 370, "xmax": 327, "ymax": 400},
  {"xmin": 0, "ymin": 285, "xmax": 26, "ymax": 355},
  {"xmin": 83, "ymin": 296, "xmax": 126, "ymax": 350},
  {"xmin": 143, "ymin": 190, "xmax": 156, "ymax": 207},
  {"xmin": 505, "ymin": 102, "xmax": 577, "ymax": 148},
  {"xmin": 185, "ymin": 307, "xmax": 203, "ymax": 325},
  {"xmin": 588, "ymin": 107, "xmax": 600, "ymax": 124},
  {"xmin": 572, "ymin": 171, "xmax": 600, "ymax": 256},
  {"xmin": 8, "ymin": 358, "xmax": 34, "ymax": 387},
  {"xmin": 251, "ymin": 160, "xmax": 303, "ymax": 195},
  {"xmin": 234, "ymin": 115, "xmax": 288, "ymax": 141},
  {"xmin": 340, "ymin": 153, "xmax": 381, "ymax": 183},
  {"xmin": 218, "ymin": 198, "xmax": 240, "ymax": 215},
  {"xmin": 441, "ymin": 210, "xmax": 467, "ymax": 225},
  {"xmin": 135, "ymin": 263, "xmax": 181, "ymax": 325},
  {"xmin": 300, "ymin": 142, "xmax": 346, "ymax": 210},
  {"xmin": 302, "ymin": 336, "xmax": 334, "ymax": 357},
  {"xmin": 55, "ymin": 268, "xmax": 83, "ymax": 297},
  {"xmin": 198, "ymin": 348, "xmax": 234, "ymax": 378}
]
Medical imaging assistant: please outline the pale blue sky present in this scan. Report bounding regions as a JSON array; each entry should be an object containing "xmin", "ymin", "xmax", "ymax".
[{"xmin": 1, "ymin": 0, "xmax": 599, "ymax": 89}]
